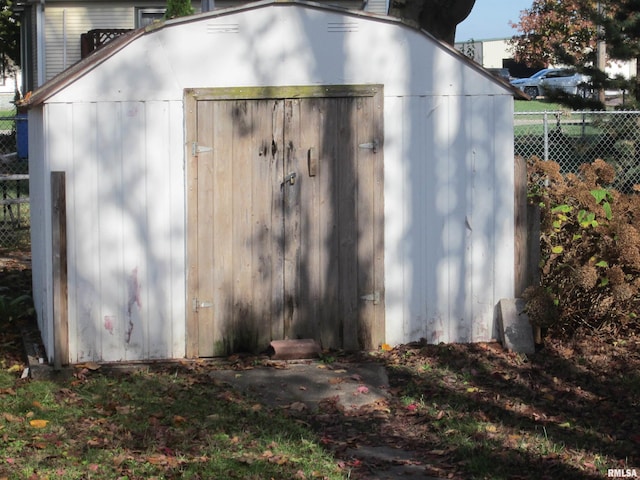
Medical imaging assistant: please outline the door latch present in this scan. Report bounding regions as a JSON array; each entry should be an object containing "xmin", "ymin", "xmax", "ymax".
[{"xmin": 282, "ymin": 172, "xmax": 296, "ymax": 187}]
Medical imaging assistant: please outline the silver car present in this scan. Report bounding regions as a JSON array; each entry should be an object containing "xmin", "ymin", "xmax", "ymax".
[{"xmin": 511, "ymin": 68, "xmax": 591, "ymax": 99}]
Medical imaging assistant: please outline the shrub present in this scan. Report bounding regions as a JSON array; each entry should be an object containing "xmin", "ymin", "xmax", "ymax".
[
  {"xmin": 164, "ymin": 0, "xmax": 194, "ymax": 19},
  {"xmin": 526, "ymin": 156, "xmax": 640, "ymax": 338}
]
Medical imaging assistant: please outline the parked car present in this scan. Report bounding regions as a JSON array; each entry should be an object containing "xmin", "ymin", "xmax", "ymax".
[
  {"xmin": 510, "ymin": 68, "xmax": 591, "ymax": 99},
  {"xmin": 487, "ymin": 68, "xmax": 511, "ymax": 82}
]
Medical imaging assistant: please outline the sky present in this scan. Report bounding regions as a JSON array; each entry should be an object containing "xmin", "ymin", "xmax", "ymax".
[{"xmin": 455, "ymin": 0, "xmax": 534, "ymax": 42}]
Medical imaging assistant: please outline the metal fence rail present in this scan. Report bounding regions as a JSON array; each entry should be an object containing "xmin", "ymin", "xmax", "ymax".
[
  {"xmin": 0, "ymin": 115, "xmax": 29, "ymax": 249},
  {"xmin": 515, "ymin": 110, "xmax": 640, "ymax": 193}
]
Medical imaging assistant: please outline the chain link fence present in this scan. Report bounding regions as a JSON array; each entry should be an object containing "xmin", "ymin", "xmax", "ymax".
[
  {"xmin": 515, "ymin": 110, "xmax": 640, "ymax": 193},
  {"xmin": 0, "ymin": 114, "xmax": 30, "ymax": 249}
]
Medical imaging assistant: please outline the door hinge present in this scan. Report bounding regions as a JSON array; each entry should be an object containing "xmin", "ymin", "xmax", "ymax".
[
  {"xmin": 192, "ymin": 142, "xmax": 213, "ymax": 156},
  {"xmin": 360, "ymin": 291, "xmax": 381, "ymax": 305},
  {"xmin": 358, "ymin": 139, "xmax": 378, "ymax": 153},
  {"xmin": 192, "ymin": 298, "xmax": 213, "ymax": 312}
]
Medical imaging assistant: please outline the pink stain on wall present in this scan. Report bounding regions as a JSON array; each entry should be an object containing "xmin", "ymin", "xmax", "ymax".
[{"xmin": 104, "ymin": 315, "xmax": 115, "ymax": 335}]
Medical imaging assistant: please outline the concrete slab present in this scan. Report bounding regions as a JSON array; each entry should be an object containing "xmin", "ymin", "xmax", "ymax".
[
  {"xmin": 207, "ymin": 361, "xmax": 390, "ymax": 412},
  {"xmin": 497, "ymin": 298, "xmax": 535, "ymax": 354},
  {"xmin": 345, "ymin": 446, "xmax": 445, "ymax": 480}
]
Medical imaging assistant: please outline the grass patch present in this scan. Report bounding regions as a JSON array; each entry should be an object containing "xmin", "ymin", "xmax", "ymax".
[
  {"xmin": 0, "ymin": 369, "xmax": 346, "ymax": 479},
  {"xmin": 515, "ymin": 99, "xmax": 568, "ymax": 113}
]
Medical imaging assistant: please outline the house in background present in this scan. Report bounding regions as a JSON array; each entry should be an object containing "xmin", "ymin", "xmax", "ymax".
[{"xmin": 13, "ymin": 0, "xmax": 389, "ymax": 94}]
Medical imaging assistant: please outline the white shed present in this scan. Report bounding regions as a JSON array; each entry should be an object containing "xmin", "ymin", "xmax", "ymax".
[{"xmin": 26, "ymin": 0, "xmax": 516, "ymax": 364}]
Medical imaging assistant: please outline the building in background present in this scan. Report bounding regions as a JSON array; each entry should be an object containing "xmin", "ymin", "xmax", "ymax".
[{"xmin": 455, "ymin": 37, "xmax": 637, "ymax": 81}]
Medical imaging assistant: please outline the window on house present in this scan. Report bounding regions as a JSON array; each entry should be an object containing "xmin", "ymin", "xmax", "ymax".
[{"xmin": 136, "ymin": 8, "xmax": 166, "ymax": 28}]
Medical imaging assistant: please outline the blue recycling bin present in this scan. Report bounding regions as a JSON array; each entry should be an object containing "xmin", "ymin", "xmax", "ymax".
[{"xmin": 16, "ymin": 113, "xmax": 28, "ymax": 159}]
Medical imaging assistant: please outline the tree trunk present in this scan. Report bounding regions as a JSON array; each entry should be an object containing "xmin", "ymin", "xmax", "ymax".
[{"xmin": 388, "ymin": 0, "xmax": 476, "ymax": 45}]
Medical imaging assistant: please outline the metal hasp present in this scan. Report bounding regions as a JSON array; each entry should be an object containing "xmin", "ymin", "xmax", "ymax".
[
  {"xmin": 358, "ymin": 139, "xmax": 378, "ymax": 154},
  {"xmin": 282, "ymin": 171, "xmax": 296, "ymax": 186},
  {"xmin": 192, "ymin": 298, "xmax": 213, "ymax": 312},
  {"xmin": 360, "ymin": 291, "xmax": 381, "ymax": 305}
]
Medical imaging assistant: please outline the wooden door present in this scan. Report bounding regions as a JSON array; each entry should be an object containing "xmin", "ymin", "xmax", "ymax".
[{"xmin": 186, "ymin": 87, "xmax": 384, "ymax": 357}]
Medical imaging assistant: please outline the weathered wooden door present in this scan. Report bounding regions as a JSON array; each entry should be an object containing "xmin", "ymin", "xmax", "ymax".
[{"xmin": 185, "ymin": 86, "xmax": 384, "ymax": 357}]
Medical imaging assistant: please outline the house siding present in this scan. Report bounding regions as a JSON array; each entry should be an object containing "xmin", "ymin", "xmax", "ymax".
[{"xmin": 45, "ymin": 5, "xmax": 136, "ymax": 81}]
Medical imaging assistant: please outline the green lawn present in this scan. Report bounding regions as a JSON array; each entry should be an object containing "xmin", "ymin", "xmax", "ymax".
[{"xmin": 515, "ymin": 99, "xmax": 568, "ymax": 113}]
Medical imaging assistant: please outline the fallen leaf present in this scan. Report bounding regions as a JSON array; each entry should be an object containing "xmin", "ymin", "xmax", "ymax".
[
  {"xmin": 146, "ymin": 454, "xmax": 167, "ymax": 465},
  {"xmin": 381, "ymin": 343, "xmax": 393, "ymax": 351},
  {"xmin": 173, "ymin": 415, "xmax": 187, "ymax": 424},
  {"xmin": 29, "ymin": 419, "xmax": 49, "ymax": 428},
  {"xmin": 3, "ymin": 413, "xmax": 22, "ymax": 423}
]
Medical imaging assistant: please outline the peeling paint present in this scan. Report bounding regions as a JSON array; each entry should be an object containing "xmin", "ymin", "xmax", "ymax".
[{"xmin": 126, "ymin": 267, "xmax": 142, "ymax": 343}]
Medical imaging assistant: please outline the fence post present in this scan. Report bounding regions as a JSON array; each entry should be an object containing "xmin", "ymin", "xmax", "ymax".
[
  {"xmin": 543, "ymin": 111, "xmax": 549, "ymax": 161},
  {"xmin": 51, "ymin": 172, "xmax": 69, "ymax": 369}
]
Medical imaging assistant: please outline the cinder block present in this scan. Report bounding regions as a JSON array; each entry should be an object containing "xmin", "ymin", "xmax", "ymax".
[{"xmin": 497, "ymin": 298, "xmax": 535, "ymax": 354}]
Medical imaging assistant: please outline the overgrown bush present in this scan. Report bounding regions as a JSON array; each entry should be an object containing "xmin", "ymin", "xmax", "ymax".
[{"xmin": 525, "ymin": 156, "xmax": 640, "ymax": 338}]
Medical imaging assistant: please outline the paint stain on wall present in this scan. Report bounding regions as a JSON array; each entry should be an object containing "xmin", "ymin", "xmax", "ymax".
[
  {"xmin": 126, "ymin": 267, "xmax": 142, "ymax": 343},
  {"xmin": 104, "ymin": 315, "xmax": 115, "ymax": 335}
]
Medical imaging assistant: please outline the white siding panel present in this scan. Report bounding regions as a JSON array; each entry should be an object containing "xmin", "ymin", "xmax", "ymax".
[
  {"xmin": 168, "ymin": 100, "xmax": 187, "ymax": 358},
  {"xmin": 493, "ymin": 95, "xmax": 516, "ymax": 313},
  {"xmin": 120, "ymin": 102, "xmax": 147, "ymax": 361},
  {"xmin": 466, "ymin": 95, "xmax": 497, "ymax": 341},
  {"xmin": 27, "ymin": 107, "xmax": 49, "ymax": 357},
  {"xmin": 45, "ymin": 103, "xmax": 74, "ymax": 360},
  {"xmin": 69, "ymin": 102, "xmax": 101, "ymax": 362},
  {"xmin": 95, "ymin": 103, "xmax": 126, "ymax": 361},
  {"xmin": 382, "ymin": 96, "xmax": 406, "ymax": 346},
  {"xmin": 144, "ymin": 100, "xmax": 186, "ymax": 359}
]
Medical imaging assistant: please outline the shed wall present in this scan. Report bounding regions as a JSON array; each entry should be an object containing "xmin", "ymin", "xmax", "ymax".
[
  {"xmin": 33, "ymin": 3, "xmax": 515, "ymax": 362},
  {"xmin": 384, "ymin": 94, "xmax": 514, "ymax": 344},
  {"xmin": 36, "ymin": 101, "xmax": 186, "ymax": 362}
]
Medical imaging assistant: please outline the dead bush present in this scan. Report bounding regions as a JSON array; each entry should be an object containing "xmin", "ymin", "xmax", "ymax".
[{"xmin": 527, "ymin": 157, "xmax": 640, "ymax": 338}]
